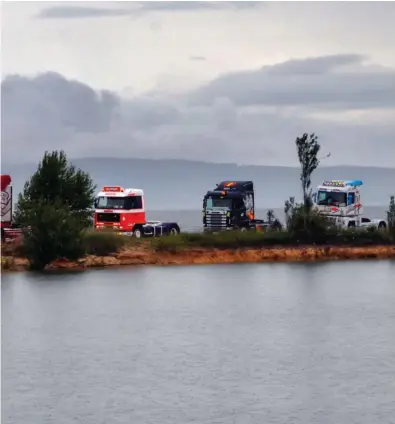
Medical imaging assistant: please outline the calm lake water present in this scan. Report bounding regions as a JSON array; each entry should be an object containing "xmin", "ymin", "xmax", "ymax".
[{"xmin": 2, "ymin": 261, "xmax": 395, "ymax": 424}]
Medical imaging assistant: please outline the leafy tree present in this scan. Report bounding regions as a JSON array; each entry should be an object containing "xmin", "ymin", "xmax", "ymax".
[
  {"xmin": 14, "ymin": 151, "xmax": 95, "ymax": 228},
  {"xmin": 14, "ymin": 150, "xmax": 96, "ymax": 269},
  {"xmin": 295, "ymin": 133, "xmax": 321, "ymax": 213}
]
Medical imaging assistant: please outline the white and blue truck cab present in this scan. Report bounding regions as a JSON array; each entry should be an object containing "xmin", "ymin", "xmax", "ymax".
[{"xmin": 313, "ymin": 179, "xmax": 386, "ymax": 229}]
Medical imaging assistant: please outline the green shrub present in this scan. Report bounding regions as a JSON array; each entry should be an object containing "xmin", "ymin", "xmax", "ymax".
[
  {"xmin": 331, "ymin": 227, "xmax": 393, "ymax": 246},
  {"xmin": 150, "ymin": 235, "xmax": 187, "ymax": 253},
  {"xmin": 20, "ymin": 201, "xmax": 85, "ymax": 270},
  {"xmin": 387, "ymin": 195, "xmax": 395, "ymax": 241},
  {"xmin": 151, "ymin": 229, "xmax": 295, "ymax": 252},
  {"xmin": 151, "ymin": 225, "xmax": 394, "ymax": 253},
  {"xmin": 286, "ymin": 204, "xmax": 334, "ymax": 243},
  {"xmin": 83, "ymin": 231, "xmax": 127, "ymax": 256}
]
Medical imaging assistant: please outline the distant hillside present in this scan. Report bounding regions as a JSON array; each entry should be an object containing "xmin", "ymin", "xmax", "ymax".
[{"xmin": 3, "ymin": 158, "xmax": 394, "ymax": 210}]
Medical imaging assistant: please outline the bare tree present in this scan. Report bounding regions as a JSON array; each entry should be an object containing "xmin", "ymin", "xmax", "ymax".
[
  {"xmin": 266, "ymin": 209, "xmax": 282, "ymax": 231},
  {"xmin": 387, "ymin": 195, "xmax": 395, "ymax": 237},
  {"xmin": 284, "ymin": 196, "xmax": 296, "ymax": 229},
  {"xmin": 266, "ymin": 209, "xmax": 274, "ymax": 224}
]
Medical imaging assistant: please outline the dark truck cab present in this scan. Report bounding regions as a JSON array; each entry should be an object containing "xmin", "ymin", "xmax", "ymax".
[{"xmin": 202, "ymin": 181, "xmax": 268, "ymax": 232}]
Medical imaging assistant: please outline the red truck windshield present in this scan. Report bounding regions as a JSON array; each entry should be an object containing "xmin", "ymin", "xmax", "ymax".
[{"xmin": 95, "ymin": 196, "xmax": 143, "ymax": 210}]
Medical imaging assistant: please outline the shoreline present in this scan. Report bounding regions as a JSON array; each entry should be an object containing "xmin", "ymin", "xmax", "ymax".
[{"xmin": 2, "ymin": 245, "xmax": 395, "ymax": 272}]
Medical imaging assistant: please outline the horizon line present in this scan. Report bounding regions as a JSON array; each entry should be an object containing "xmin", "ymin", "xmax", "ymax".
[{"xmin": 6, "ymin": 156, "xmax": 395, "ymax": 171}]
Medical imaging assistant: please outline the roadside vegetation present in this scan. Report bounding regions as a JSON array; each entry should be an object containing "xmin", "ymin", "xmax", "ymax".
[
  {"xmin": 2, "ymin": 135, "xmax": 394, "ymax": 270},
  {"xmin": 3, "ymin": 223, "xmax": 393, "ymax": 262},
  {"xmin": 150, "ymin": 226, "xmax": 393, "ymax": 253}
]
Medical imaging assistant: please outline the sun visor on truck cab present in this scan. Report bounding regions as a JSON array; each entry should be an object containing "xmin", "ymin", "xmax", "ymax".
[{"xmin": 214, "ymin": 181, "xmax": 254, "ymax": 192}]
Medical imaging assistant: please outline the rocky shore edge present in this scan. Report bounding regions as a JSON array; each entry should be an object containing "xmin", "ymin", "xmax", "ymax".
[{"xmin": 2, "ymin": 245, "xmax": 395, "ymax": 272}]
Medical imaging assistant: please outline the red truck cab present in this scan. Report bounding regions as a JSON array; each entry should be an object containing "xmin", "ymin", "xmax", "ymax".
[{"xmin": 94, "ymin": 186, "xmax": 147, "ymax": 234}]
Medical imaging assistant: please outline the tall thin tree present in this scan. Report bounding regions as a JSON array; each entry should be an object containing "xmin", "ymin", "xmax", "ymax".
[
  {"xmin": 387, "ymin": 195, "xmax": 395, "ymax": 238},
  {"xmin": 295, "ymin": 133, "xmax": 321, "ymax": 213}
]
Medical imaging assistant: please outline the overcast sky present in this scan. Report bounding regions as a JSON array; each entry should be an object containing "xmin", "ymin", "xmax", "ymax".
[{"xmin": 1, "ymin": 1, "xmax": 395, "ymax": 167}]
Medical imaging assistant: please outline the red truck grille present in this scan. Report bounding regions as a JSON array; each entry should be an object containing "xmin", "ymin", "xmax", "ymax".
[{"xmin": 96, "ymin": 213, "xmax": 120, "ymax": 223}]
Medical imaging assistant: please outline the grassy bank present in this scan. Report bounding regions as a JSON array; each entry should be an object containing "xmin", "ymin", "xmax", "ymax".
[
  {"xmin": 2, "ymin": 227, "xmax": 394, "ymax": 271},
  {"xmin": 150, "ymin": 228, "xmax": 394, "ymax": 253}
]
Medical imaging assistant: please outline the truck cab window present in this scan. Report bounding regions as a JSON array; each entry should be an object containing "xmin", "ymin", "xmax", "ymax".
[
  {"xmin": 206, "ymin": 197, "xmax": 232, "ymax": 209},
  {"xmin": 317, "ymin": 191, "xmax": 347, "ymax": 206},
  {"xmin": 94, "ymin": 196, "xmax": 142, "ymax": 209},
  {"xmin": 125, "ymin": 196, "xmax": 142, "ymax": 210}
]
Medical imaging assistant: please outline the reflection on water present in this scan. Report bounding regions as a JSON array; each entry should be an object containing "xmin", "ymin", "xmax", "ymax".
[{"xmin": 2, "ymin": 260, "xmax": 395, "ymax": 424}]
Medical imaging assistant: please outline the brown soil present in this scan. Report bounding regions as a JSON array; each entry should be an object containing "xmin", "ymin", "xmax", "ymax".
[{"xmin": 2, "ymin": 245, "xmax": 395, "ymax": 272}]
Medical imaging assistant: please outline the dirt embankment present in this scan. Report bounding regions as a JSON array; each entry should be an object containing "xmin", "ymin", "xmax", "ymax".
[{"xmin": 2, "ymin": 245, "xmax": 395, "ymax": 272}]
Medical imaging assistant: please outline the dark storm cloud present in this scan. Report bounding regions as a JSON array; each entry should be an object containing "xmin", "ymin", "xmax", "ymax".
[
  {"xmin": 189, "ymin": 54, "xmax": 395, "ymax": 109},
  {"xmin": 37, "ymin": 1, "xmax": 262, "ymax": 19},
  {"xmin": 2, "ymin": 55, "xmax": 394, "ymax": 167},
  {"xmin": 1, "ymin": 72, "xmax": 120, "ymax": 159},
  {"xmin": 1, "ymin": 72, "xmax": 120, "ymax": 133}
]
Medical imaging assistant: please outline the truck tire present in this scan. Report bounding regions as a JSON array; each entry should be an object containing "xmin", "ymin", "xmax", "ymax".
[
  {"xmin": 348, "ymin": 221, "xmax": 356, "ymax": 228},
  {"xmin": 169, "ymin": 225, "xmax": 180, "ymax": 236},
  {"xmin": 132, "ymin": 226, "xmax": 143, "ymax": 238},
  {"xmin": 378, "ymin": 221, "xmax": 386, "ymax": 229}
]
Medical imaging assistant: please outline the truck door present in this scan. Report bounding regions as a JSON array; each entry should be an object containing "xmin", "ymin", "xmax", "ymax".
[
  {"xmin": 243, "ymin": 192, "xmax": 254, "ymax": 221},
  {"xmin": 232, "ymin": 197, "xmax": 245, "ymax": 226}
]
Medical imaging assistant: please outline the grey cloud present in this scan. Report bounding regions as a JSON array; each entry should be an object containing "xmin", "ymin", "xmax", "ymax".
[
  {"xmin": 37, "ymin": 6, "xmax": 131, "ymax": 19},
  {"xmin": 132, "ymin": 1, "xmax": 261, "ymax": 12},
  {"xmin": 1, "ymin": 72, "xmax": 119, "ymax": 133},
  {"xmin": 190, "ymin": 56, "xmax": 207, "ymax": 62},
  {"xmin": 263, "ymin": 54, "xmax": 365, "ymax": 76},
  {"xmin": 2, "ymin": 56, "xmax": 394, "ymax": 168},
  {"xmin": 190, "ymin": 54, "xmax": 395, "ymax": 109},
  {"xmin": 120, "ymin": 97, "xmax": 181, "ymax": 129},
  {"xmin": 37, "ymin": 1, "xmax": 262, "ymax": 19},
  {"xmin": 1, "ymin": 72, "xmax": 120, "ymax": 158}
]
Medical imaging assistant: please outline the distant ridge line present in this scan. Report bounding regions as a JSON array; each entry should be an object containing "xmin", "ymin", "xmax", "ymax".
[{"xmin": 67, "ymin": 157, "xmax": 395, "ymax": 171}]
